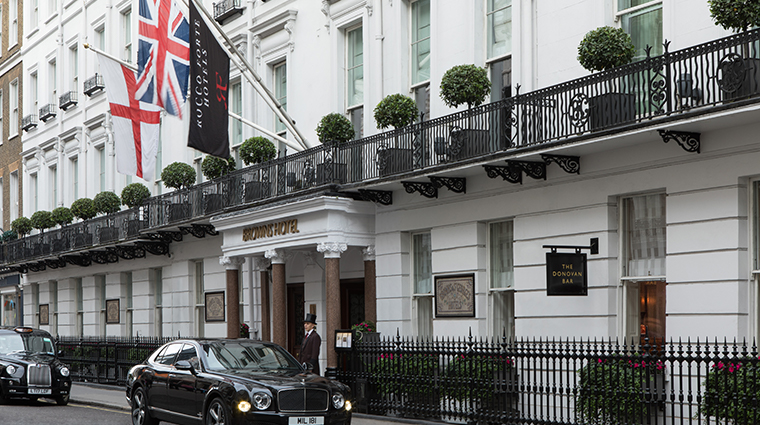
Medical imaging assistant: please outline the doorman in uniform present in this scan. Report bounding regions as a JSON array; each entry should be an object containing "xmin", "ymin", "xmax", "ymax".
[{"xmin": 299, "ymin": 313, "xmax": 321, "ymax": 375}]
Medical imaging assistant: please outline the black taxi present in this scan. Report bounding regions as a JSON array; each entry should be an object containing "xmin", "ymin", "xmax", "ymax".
[{"xmin": 0, "ymin": 326, "xmax": 71, "ymax": 405}]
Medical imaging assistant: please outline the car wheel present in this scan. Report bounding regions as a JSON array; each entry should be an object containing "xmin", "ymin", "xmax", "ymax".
[
  {"xmin": 205, "ymin": 398, "xmax": 230, "ymax": 425},
  {"xmin": 131, "ymin": 387, "xmax": 158, "ymax": 425},
  {"xmin": 55, "ymin": 393, "xmax": 70, "ymax": 406}
]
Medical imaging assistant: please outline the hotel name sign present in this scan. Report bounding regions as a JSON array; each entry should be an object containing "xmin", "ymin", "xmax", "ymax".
[{"xmin": 243, "ymin": 219, "xmax": 300, "ymax": 241}]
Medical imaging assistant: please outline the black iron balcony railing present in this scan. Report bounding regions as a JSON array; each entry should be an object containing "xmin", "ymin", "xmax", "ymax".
[
  {"xmin": 83, "ymin": 74, "xmax": 105, "ymax": 97},
  {"xmin": 22, "ymin": 114, "xmax": 38, "ymax": 132},
  {"xmin": 4, "ymin": 29, "xmax": 760, "ymax": 270},
  {"xmin": 59, "ymin": 91, "xmax": 78, "ymax": 110},
  {"xmin": 213, "ymin": 0, "xmax": 243, "ymax": 23},
  {"xmin": 39, "ymin": 104, "xmax": 57, "ymax": 122}
]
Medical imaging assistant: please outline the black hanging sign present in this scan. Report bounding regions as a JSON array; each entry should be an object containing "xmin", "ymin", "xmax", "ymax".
[{"xmin": 546, "ymin": 251, "xmax": 588, "ymax": 296}]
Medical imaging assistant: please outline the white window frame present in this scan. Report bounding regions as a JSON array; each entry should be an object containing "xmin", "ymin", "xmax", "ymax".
[
  {"xmin": 49, "ymin": 165, "xmax": 57, "ymax": 208},
  {"xmin": 48, "ymin": 59, "xmax": 57, "ymax": 106},
  {"xmin": 9, "ymin": 0, "xmax": 18, "ymax": 47},
  {"xmin": 488, "ymin": 220, "xmax": 515, "ymax": 339},
  {"xmin": 194, "ymin": 260, "xmax": 205, "ymax": 338},
  {"xmin": 30, "ymin": 71, "xmax": 39, "ymax": 118},
  {"xmin": 9, "ymin": 171, "xmax": 18, "ymax": 221},
  {"xmin": 486, "ymin": 0, "xmax": 512, "ymax": 60},
  {"xmin": 273, "ymin": 61, "xmax": 287, "ymax": 135},
  {"xmin": 346, "ymin": 24, "xmax": 364, "ymax": 110},
  {"xmin": 69, "ymin": 44, "xmax": 78, "ymax": 92},
  {"xmin": 152, "ymin": 268, "xmax": 163, "ymax": 337},
  {"xmin": 410, "ymin": 0, "xmax": 431, "ymax": 87},
  {"xmin": 9, "ymin": 80, "xmax": 18, "ymax": 138},
  {"xmin": 411, "ymin": 231, "xmax": 433, "ymax": 338},
  {"xmin": 122, "ymin": 9, "xmax": 133, "ymax": 63},
  {"xmin": 616, "ymin": 0, "xmax": 663, "ymax": 60},
  {"xmin": 30, "ymin": 0, "xmax": 39, "ymax": 32}
]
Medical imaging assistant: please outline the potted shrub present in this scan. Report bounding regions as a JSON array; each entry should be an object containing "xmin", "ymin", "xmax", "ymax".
[
  {"xmin": 70, "ymin": 197, "xmax": 96, "ymax": 247},
  {"xmin": 30, "ymin": 211, "xmax": 55, "ymax": 256},
  {"xmin": 201, "ymin": 155, "xmax": 236, "ymax": 214},
  {"xmin": 240, "ymin": 137, "xmax": 277, "ymax": 202},
  {"xmin": 121, "ymin": 183, "xmax": 151, "ymax": 237},
  {"xmin": 51, "ymin": 207, "xmax": 74, "ymax": 251},
  {"xmin": 373, "ymin": 94, "xmax": 419, "ymax": 176},
  {"xmin": 161, "ymin": 162, "xmax": 197, "ymax": 222},
  {"xmin": 709, "ymin": 0, "xmax": 760, "ymax": 99},
  {"xmin": 11, "ymin": 217, "xmax": 32, "ymax": 257},
  {"xmin": 441, "ymin": 354, "xmax": 517, "ymax": 422},
  {"xmin": 368, "ymin": 352, "xmax": 439, "ymax": 416},
  {"xmin": 701, "ymin": 357, "xmax": 760, "ymax": 423},
  {"xmin": 315, "ymin": 113, "xmax": 354, "ymax": 184},
  {"xmin": 577, "ymin": 26, "xmax": 636, "ymax": 130},
  {"xmin": 94, "ymin": 191, "xmax": 121, "ymax": 243},
  {"xmin": 439, "ymin": 64, "xmax": 494, "ymax": 159}
]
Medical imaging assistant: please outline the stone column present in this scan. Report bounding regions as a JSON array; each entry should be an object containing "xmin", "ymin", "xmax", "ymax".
[
  {"xmin": 317, "ymin": 242, "xmax": 347, "ymax": 371},
  {"xmin": 265, "ymin": 249, "xmax": 287, "ymax": 348},
  {"xmin": 220, "ymin": 256, "xmax": 246, "ymax": 339},
  {"xmin": 362, "ymin": 245, "xmax": 377, "ymax": 324},
  {"xmin": 252, "ymin": 257, "xmax": 271, "ymax": 341}
]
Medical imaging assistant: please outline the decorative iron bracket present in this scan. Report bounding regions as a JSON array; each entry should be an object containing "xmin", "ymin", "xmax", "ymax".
[
  {"xmin": 90, "ymin": 250, "xmax": 119, "ymax": 264},
  {"xmin": 179, "ymin": 224, "xmax": 218, "ymax": 239},
  {"xmin": 402, "ymin": 181, "xmax": 438, "ymax": 199},
  {"xmin": 429, "ymin": 176, "xmax": 466, "ymax": 194},
  {"xmin": 156, "ymin": 230, "xmax": 183, "ymax": 242},
  {"xmin": 62, "ymin": 253, "xmax": 92, "ymax": 267},
  {"xmin": 358, "ymin": 189, "xmax": 393, "ymax": 206},
  {"xmin": 110, "ymin": 245, "xmax": 146, "ymax": 260},
  {"xmin": 15, "ymin": 265, "xmax": 28, "ymax": 274},
  {"xmin": 483, "ymin": 165, "xmax": 522, "ymax": 184},
  {"xmin": 45, "ymin": 258, "xmax": 66, "ymax": 269},
  {"xmin": 506, "ymin": 160, "xmax": 546, "ymax": 180},
  {"xmin": 28, "ymin": 262, "xmax": 47, "ymax": 272},
  {"xmin": 658, "ymin": 130, "xmax": 700, "ymax": 153},
  {"xmin": 136, "ymin": 241, "xmax": 171, "ymax": 256},
  {"xmin": 542, "ymin": 154, "xmax": 580, "ymax": 174}
]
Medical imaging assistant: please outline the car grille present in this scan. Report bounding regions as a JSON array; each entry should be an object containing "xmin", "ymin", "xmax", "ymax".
[
  {"xmin": 278, "ymin": 388, "xmax": 328, "ymax": 412},
  {"xmin": 28, "ymin": 364, "xmax": 52, "ymax": 387}
]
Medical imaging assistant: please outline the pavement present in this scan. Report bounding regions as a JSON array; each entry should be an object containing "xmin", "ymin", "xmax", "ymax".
[{"xmin": 70, "ymin": 383, "xmax": 438, "ymax": 425}]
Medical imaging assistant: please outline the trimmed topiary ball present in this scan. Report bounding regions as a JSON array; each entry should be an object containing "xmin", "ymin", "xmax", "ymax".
[
  {"xmin": 161, "ymin": 162, "xmax": 197, "ymax": 190},
  {"xmin": 201, "ymin": 155, "xmax": 236, "ymax": 181},
  {"xmin": 51, "ymin": 207, "xmax": 74, "ymax": 227},
  {"xmin": 121, "ymin": 183, "xmax": 152, "ymax": 209},
  {"xmin": 11, "ymin": 217, "xmax": 32, "ymax": 237},
  {"xmin": 709, "ymin": 0, "xmax": 760, "ymax": 33},
  {"xmin": 440, "ymin": 64, "xmax": 492, "ymax": 109},
  {"xmin": 31, "ymin": 211, "xmax": 55, "ymax": 232},
  {"xmin": 374, "ymin": 94, "xmax": 419, "ymax": 129},
  {"xmin": 71, "ymin": 198, "xmax": 97, "ymax": 221},
  {"xmin": 577, "ymin": 26, "xmax": 636, "ymax": 72},
  {"xmin": 94, "ymin": 191, "xmax": 122, "ymax": 215},
  {"xmin": 316, "ymin": 113, "xmax": 355, "ymax": 144},
  {"xmin": 239, "ymin": 137, "xmax": 277, "ymax": 166}
]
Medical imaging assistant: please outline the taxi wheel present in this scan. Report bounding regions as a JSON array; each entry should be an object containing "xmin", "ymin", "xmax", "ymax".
[
  {"xmin": 205, "ymin": 398, "xmax": 230, "ymax": 425},
  {"xmin": 55, "ymin": 393, "xmax": 70, "ymax": 406},
  {"xmin": 131, "ymin": 387, "xmax": 158, "ymax": 425}
]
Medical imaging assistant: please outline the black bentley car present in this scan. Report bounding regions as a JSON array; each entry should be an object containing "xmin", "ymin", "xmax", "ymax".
[
  {"xmin": 126, "ymin": 339, "xmax": 353, "ymax": 425},
  {"xmin": 0, "ymin": 326, "xmax": 72, "ymax": 405}
]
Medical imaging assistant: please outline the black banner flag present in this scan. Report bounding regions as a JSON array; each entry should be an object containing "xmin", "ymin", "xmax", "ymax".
[{"xmin": 188, "ymin": 0, "xmax": 230, "ymax": 158}]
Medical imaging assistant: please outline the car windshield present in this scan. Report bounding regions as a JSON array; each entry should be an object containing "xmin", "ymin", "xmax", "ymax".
[
  {"xmin": 202, "ymin": 341, "xmax": 302, "ymax": 372},
  {"xmin": 0, "ymin": 333, "xmax": 55, "ymax": 356}
]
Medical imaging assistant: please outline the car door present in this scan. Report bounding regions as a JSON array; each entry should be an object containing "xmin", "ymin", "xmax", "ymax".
[
  {"xmin": 167, "ymin": 343, "xmax": 200, "ymax": 419},
  {"xmin": 149, "ymin": 343, "xmax": 182, "ymax": 412}
]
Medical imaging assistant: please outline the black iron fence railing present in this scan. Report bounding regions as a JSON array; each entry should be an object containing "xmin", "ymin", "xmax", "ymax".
[
  {"xmin": 336, "ymin": 334, "xmax": 760, "ymax": 425},
  {"xmin": 56, "ymin": 336, "xmax": 179, "ymax": 385},
  {"xmin": 4, "ymin": 29, "xmax": 760, "ymax": 269}
]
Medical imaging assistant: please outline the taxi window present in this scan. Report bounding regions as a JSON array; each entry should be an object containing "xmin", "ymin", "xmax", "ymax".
[
  {"xmin": 0, "ymin": 334, "xmax": 24, "ymax": 354},
  {"xmin": 155, "ymin": 343, "xmax": 182, "ymax": 366}
]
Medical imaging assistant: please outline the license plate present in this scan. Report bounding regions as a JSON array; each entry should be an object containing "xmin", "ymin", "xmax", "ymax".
[
  {"xmin": 28, "ymin": 388, "xmax": 51, "ymax": 395},
  {"xmin": 288, "ymin": 417, "xmax": 324, "ymax": 425}
]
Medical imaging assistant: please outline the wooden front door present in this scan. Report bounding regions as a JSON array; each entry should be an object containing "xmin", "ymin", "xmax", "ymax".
[
  {"xmin": 286, "ymin": 283, "xmax": 304, "ymax": 359},
  {"xmin": 340, "ymin": 279, "xmax": 365, "ymax": 329}
]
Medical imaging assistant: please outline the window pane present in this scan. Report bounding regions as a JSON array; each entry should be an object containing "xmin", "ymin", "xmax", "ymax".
[
  {"xmin": 488, "ymin": 2, "xmax": 512, "ymax": 58},
  {"xmin": 411, "ymin": 0, "xmax": 430, "ymax": 85},
  {"xmin": 621, "ymin": 4, "xmax": 662, "ymax": 61},
  {"xmin": 413, "ymin": 233, "xmax": 432, "ymax": 294},
  {"xmin": 623, "ymin": 193, "xmax": 666, "ymax": 277},
  {"xmin": 347, "ymin": 27, "xmax": 363, "ymax": 108},
  {"xmin": 490, "ymin": 221, "xmax": 513, "ymax": 289},
  {"xmin": 274, "ymin": 63, "xmax": 287, "ymax": 133}
]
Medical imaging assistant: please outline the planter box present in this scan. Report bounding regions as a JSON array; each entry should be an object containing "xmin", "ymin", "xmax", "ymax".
[
  {"xmin": 316, "ymin": 163, "xmax": 347, "ymax": 184},
  {"xmin": 126, "ymin": 219, "xmax": 143, "ymax": 237},
  {"xmin": 74, "ymin": 233, "xmax": 93, "ymax": 248},
  {"xmin": 99, "ymin": 227, "xmax": 119, "ymax": 244},
  {"xmin": 168, "ymin": 203, "xmax": 189, "ymax": 222},
  {"xmin": 204, "ymin": 193, "xmax": 224, "ymax": 214},
  {"xmin": 245, "ymin": 181, "xmax": 267, "ymax": 202},
  {"xmin": 449, "ymin": 129, "xmax": 491, "ymax": 159},
  {"xmin": 52, "ymin": 237, "xmax": 70, "ymax": 251},
  {"xmin": 33, "ymin": 243, "xmax": 51, "ymax": 257},
  {"xmin": 589, "ymin": 92, "xmax": 636, "ymax": 131},
  {"xmin": 378, "ymin": 148, "xmax": 413, "ymax": 177},
  {"xmin": 721, "ymin": 57, "xmax": 760, "ymax": 101}
]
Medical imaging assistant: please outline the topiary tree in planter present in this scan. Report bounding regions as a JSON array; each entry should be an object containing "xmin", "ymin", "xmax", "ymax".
[
  {"xmin": 201, "ymin": 155, "xmax": 236, "ymax": 180},
  {"xmin": 121, "ymin": 183, "xmax": 151, "ymax": 209},
  {"xmin": 240, "ymin": 137, "xmax": 277, "ymax": 202},
  {"xmin": 94, "ymin": 191, "xmax": 121, "ymax": 215},
  {"xmin": 577, "ymin": 26, "xmax": 636, "ymax": 130},
  {"xmin": 315, "ymin": 113, "xmax": 354, "ymax": 184},
  {"xmin": 708, "ymin": 0, "xmax": 760, "ymax": 33},
  {"xmin": 374, "ymin": 94, "xmax": 419, "ymax": 176},
  {"xmin": 709, "ymin": 0, "xmax": 760, "ymax": 99},
  {"xmin": 161, "ymin": 162, "xmax": 197, "ymax": 191},
  {"xmin": 30, "ymin": 211, "xmax": 54, "ymax": 233},
  {"xmin": 440, "ymin": 64, "xmax": 491, "ymax": 110},
  {"xmin": 11, "ymin": 217, "xmax": 32, "ymax": 238},
  {"xmin": 71, "ymin": 198, "xmax": 97, "ymax": 221},
  {"xmin": 161, "ymin": 162, "xmax": 196, "ymax": 222},
  {"xmin": 52, "ymin": 207, "xmax": 74, "ymax": 227}
]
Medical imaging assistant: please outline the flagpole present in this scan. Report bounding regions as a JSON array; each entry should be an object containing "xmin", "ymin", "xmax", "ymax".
[
  {"xmin": 184, "ymin": 0, "xmax": 314, "ymax": 150},
  {"xmin": 83, "ymin": 44, "xmax": 139, "ymax": 73},
  {"xmin": 229, "ymin": 112, "xmax": 303, "ymax": 152}
]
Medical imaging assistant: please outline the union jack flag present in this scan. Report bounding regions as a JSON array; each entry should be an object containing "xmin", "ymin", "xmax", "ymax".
[{"xmin": 136, "ymin": 0, "xmax": 190, "ymax": 118}]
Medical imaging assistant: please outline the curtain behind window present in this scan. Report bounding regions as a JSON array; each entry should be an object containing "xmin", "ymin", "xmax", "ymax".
[
  {"xmin": 413, "ymin": 233, "xmax": 432, "ymax": 294},
  {"xmin": 624, "ymin": 193, "xmax": 666, "ymax": 277},
  {"xmin": 490, "ymin": 221, "xmax": 514, "ymax": 289}
]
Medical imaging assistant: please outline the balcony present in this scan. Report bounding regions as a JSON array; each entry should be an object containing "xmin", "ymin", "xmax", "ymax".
[
  {"xmin": 59, "ymin": 91, "xmax": 78, "ymax": 110},
  {"xmin": 213, "ymin": 0, "xmax": 243, "ymax": 23},
  {"xmin": 39, "ymin": 104, "xmax": 57, "ymax": 122},
  {"xmin": 83, "ymin": 74, "xmax": 105, "ymax": 97},
  {"xmin": 22, "ymin": 114, "xmax": 38, "ymax": 132},
  {"xmin": 4, "ymin": 28, "xmax": 760, "ymax": 272}
]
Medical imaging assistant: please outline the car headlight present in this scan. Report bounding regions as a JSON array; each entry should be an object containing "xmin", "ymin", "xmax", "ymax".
[
  {"xmin": 252, "ymin": 392, "xmax": 271, "ymax": 410},
  {"xmin": 345, "ymin": 400, "xmax": 352, "ymax": 412},
  {"xmin": 59, "ymin": 367, "xmax": 70, "ymax": 377},
  {"xmin": 332, "ymin": 393, "xmax": 345, "ymax": 409},
  {"xmin": 237, "ymin": 400, "xmax": 251, "ymax": 413},
  {"xmin": 6, "ymin": 365, "xmax": 16, "ymax": 375}
]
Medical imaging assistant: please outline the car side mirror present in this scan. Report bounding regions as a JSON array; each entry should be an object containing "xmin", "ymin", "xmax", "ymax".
[
  {"xmin": 175, "ymin": 360, "xmax": 195, "ymax": 373},
  {"xmin": 57, "ymin": 350, "xmax": 65, "ymax": 358},
  {"xmin": 302, "ymin": 362, "xmax": 313, "ymax": 373}
]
